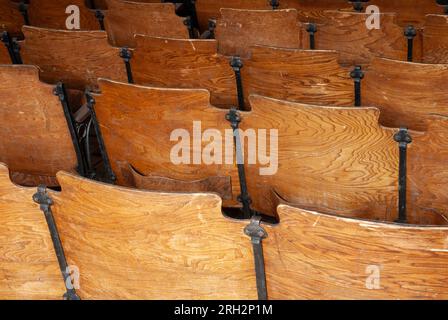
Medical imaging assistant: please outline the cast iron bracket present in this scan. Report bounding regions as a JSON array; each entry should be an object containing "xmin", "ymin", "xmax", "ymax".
[
  {"xmin": 230, "ymin": 57, "xmax": 245, "ymax": 111},
  {"xmin": 306, "ymin": 23, "xmax": 317, "ymax": 50},
  {"xmin": 404, "ymin": 25, "xmax": 417, "ymax": 62},
  {"xmin": 95, "ymin": 10, "xmax": 105, "ymax": 30},
  {"xmin": 119, "ymin": 47, "xmax": 134, "ymax": 84},
  {"xmin": 394, "ymin": 128, "xmax": 412, "ymax": 224},
  {"xmin": 270, "ymin": 0, "xmax": 280, "ymax": 9},
  {"xmin": 350, "ymin": 65, "xmax": 364, "ymax": 107}
]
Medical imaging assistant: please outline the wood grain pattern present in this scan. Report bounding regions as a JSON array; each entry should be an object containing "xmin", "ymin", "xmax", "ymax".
[
  {"xmin": 104, "ymin": 0, "xmax": 189, "ymax": 47},
  {"xmin": 50, "ymin": 171, "xmax": 256, "ymax": 299},
  {"xmin": 312, "ymin": 11, "xmax": 407, "ymax": 66},
  {"xmin": 0, "ymin": 65, "xmax": 77, "ymax": 186},
  {"xmin": 130, "ymin": 165, "xmax": 233, "ymax": 200},
  {"xmin": 264, "ymin": 204, "xmax": 448, "ymax": 299},
  {"xmin": 423, "ymin": 14, "xmax": 448, "ymax": 64},
  {"xmin": 408, "ymin": 116, "xmax": 448, "ymax": 225},
  {"xmin": 363, "ymin": 57, "xmax": 448, "ymax": 131},
  {"xmin": 0, "ymin": 163, "xmax": 65, "ymax": 299},
  {"xmin": 132, "ymin": 35, "xmax": 237, "ymax": 108},
  {"xmin": 0, "ymin": 0, "xmax": 23, "ymax": 36},
  {"xmin": 27, "ymin": 0, "xmax": 99, "ymax": 30},
  {"xmin": 242, "ymin": 95, "xmax": 399, "ymax": 221},
  {"xmin": 215, "ymin": 8, "xmax": 301, "ymax": 58},
  {"xmin": 242, "ymin": 45, "xmax": 354, "ymax": 107},
  {"xmin": 90, "ymin": 0, "xmax": 161, "ymax": 10},
  {"xmin": 0, "ymin": 43, "xmax": 11, "ymax": 63},
  {"xmin": 21, "ymin": 26, "xmax": 127, "ymax": 91}
]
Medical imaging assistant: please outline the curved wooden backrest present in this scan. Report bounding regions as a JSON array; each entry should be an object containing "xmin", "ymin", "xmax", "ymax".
[
  {"xmin": 282, "ymin": 0, "xmax": 351, "ymax": 23},
  {"xmin": 132, "ymin": 35, "xmax": 237, "ymax": 108},
  {"xmin": 0, "ymin": 0, "xmax": 23, "ymax": 36},
  {"xmin": 423, "ymin": 14, "xmax": 448, "ymax": 64},
  {"xmin": 215, "ymin": 8, "xmax": 301, "ymax": 58},
  {"xmin": 242, "ymin": 45, "xmax": 354, "ymax": 107},
  {"xmin": 242, "ymin": 95, "xmax": 398, "ymax": 220},
  {"xmin": 409, "ymin": 116, "xmax": 448, "ymax": 225},
  {"xmin": 104, "ymin": 0, "xmax": 189, "ymax": 48},
  {"xmin": 312, "ymin": 11, "xmax": 407, "ymax": 66},
  {"xmin": 21, "ymin": 26, "xmax": 127, "ymax": 91},
  {"xmin": 0, "ymin": 163, "xmax": 65, "ymax": 299},
  {"xmin": 50, "ymin": 171, "xmax": 256, "ymax": 299},
  {"xmin": 27, "ymin": 0, "xmax": 99, "ymax": 30},
  {"xmin": 0, "ymin": 46, "xmax": 11, "ymax": 63},
  {"xmin": 264, "ymin": 204, "xmax": 448, "ymax": 299},
  {"xmin": 0, "ymin": 65, "xmax": 77, "ymax": 186},
  {"xmin": 363, "ymin": 57, "xmax": 448, "ymax": 131}
]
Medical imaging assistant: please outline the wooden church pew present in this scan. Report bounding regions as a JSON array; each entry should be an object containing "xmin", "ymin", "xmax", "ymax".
[
  {"xmin": 362, "ymin": 57, "xmax": 448, "ymax": 131},
  {"xmin": 310, "ymin": 11, "xmax": 408, "ymax": 66},
  {"xmin": 132, "ymin": 35, "xmax": 237, "ymax": 108},
  {"xmin": 242, "ymin": 45, "xmax": 354, "ymax": 107},
  {"xmin": 104, "ymin": 0, "xmax": 190, "ymax": 48},
  {"xmin": 0, "ymin": 163, "xmax": 65, "ymax": 299},
  {"xmin": 422, "ymin": 14, "xmax": 448, "ymax": 64},
  {"xmin": 20, "ymin": 26, "xmax": 127, "ymax": 91},
  {"xmin": 27, "ymin": 0, "xmax": 100, "ymax": 30},
  {"xmin": 215, "ymin": 8, "xmax": 301, "ymax": 58},
  {"xmin": 263, "ymin": 204, "xmax": 448, "ymax": 299},
  {"xmin": 0, "ymin": 0, "xmax": 23, "ymax": 36},
  {"xmin": 46, "ymin": 171, "xmax": 257, "ymax": 299}
]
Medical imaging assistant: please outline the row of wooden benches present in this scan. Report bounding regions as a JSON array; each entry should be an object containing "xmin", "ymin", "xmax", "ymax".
[{"xmin": 1, "ymin": 161, "xmax": 447, "ymax": 299}]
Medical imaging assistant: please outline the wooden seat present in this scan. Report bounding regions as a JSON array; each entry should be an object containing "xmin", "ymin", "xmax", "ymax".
[
  {"xmin": 0, "ymin": 44, "xmax": 11, "ymax": 63},
  {"xmin": 0, "ymin": 163, "xmax": 65, "ymax": 299},
  {"xmin": 215, "ymin": 8, "xmax": 301, "ymax": 58},
  {"xmin": 48, "ymin": 171, "xmax": 256, "ymax": 299},
  {"xmin": 20, "ymin": 26, "xmax": 127, "ymax": 91},
  {"xmin": 242, "ymin": 45, "xmax": 354, "ymax": 107},
  {"xmin": 0, "ymin": 0, "xmax": 23, "ymax": 36},
  {"xmin": 132, "ymin": 35, "xmax": 237, "ymax": 108},
  {"xmin": 0, "ymin": 65, "xmax": 78, "ymax": 186},
  {"xmin": 423, "ymin": 14, "xmax": 448, "ymax": 64},
  {"xmin": 104, "ymin": 0, "xmax": 190, "ymax": 48},
  {"xmin": 27, "ymin": 0, "xmax": 100, "ymax": 30},
  {"xmin": 362, "ymin": 57, "xmax": 448, "ymax": 131},
  {"xmin": 264, "ymin": 204, "xmax": 448, "ymax": 299},
  {"xmin": 310, "ymin": 11, "xmax": 407, "ymax": 66}
]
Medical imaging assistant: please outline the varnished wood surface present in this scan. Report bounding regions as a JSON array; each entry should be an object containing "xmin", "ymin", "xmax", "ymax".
[
  {"xmin": 21, "ymin": 26, "xmax": 127, "ymax": 91},
  {"xmin": 130, "ymin": 165, "xmax": 233, "ymax": 200},
  {"xmin": 363, "ymin": 57, "xmax": 448, "ymax": 131},
  {"xmin": 423, "ymin": 14, "xmax": 448, "ymax": 64},
  {"xmin": 0, "ymin": 46, "xmax": 11, "ymax": 64},
  {"xmin": 242, "ymin": 46, "xmax": 354, "ymax": 107},
  {"xmin": 0, "ymin": 163, "xmax": 65, "ymax": 299},
  {"xmin": 50, "ymin": 171, "xmax": 256, "ymax": 299},
  {"xmin": 311, "ymin": 11, "xmax": 407, "ymax": 66},
  {"xmin": 215, "ymin": 8, "xmax": 301, "ymax": 58},
  {"xmin": 408, "ymin": 116, "xmax": 448, "ymax": 225},
  {"xmin": 0, "ymin": 65, "xmax": 77, "ymax": 186},
  {"xmin": 0, "ymin": 0, "xmax": 23, "ymax": 36},
  {"xmin": 132, "ymin": 35, "xmax": 237, "ymax": 108},
  {"xmin": 264, "ymin": 204, "xmax": 448, "ymax": 299},
  {"xmin": 104, "ymin": 0, "xmax": 189, "ymax": 47},
  {"xmin": 27, "ymin": 0, "xmax": 99, "ymax": 30}
]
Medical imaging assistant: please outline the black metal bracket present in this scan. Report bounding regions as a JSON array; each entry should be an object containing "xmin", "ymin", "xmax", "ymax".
[
  {"xmin": 244, "ymin": 216, "xmax": 268, "ymax": 300},
  {"xmin": 306, "ymin": 23, "xmax": 317, "ymax": 50},
  {"xmin": 404, "ymin": 25, "xmax": 417, "ymax": 62},
  {"xmin": 33, "ymin": 186, "xmax": 81, "ymax": 300},
  {"xmin": 200, "ymin": 18, "xmax": 216, "ymax": 39},
  {"xmin": 270, "ymin": 0, "xmax": 280, "ymax": 9},
  {"xmin": 350, "ymin": 65, "xmax": 364, "ymax": 107},
  {"xmin": 349, "ymin": 0, "xmax": 370, "ymax": 12},
  {"xmin": 95, "ymin": 10, "xmax": 105, "ymax": 30},
  {"xmin": 184, "ymin": 16, "xmax": 196, "ymax": 39},
  {"xmin": 230, "ymin": 57, "xmax": 245, "ymax": 111},
  {"xmin": 19, "ymin": 1, "xmax": 30, "ymax": 25},
  {"xmin": 85, "ymin": 92, "xmax": 116, "ymax": 184},
  {"xmin": 119, "ymin": 47, "xmax": 134, "ymax": 84},
  {"xmin": 394, "ymin": 128, "xmax": 412, "ymax": 224},
  {"xmin": 53, "ymin": 82, "xmax": 89, "ymax": 178},
  {"xmin": 1, "ymin": 31, "xmax": 17, "ymax": 64}
]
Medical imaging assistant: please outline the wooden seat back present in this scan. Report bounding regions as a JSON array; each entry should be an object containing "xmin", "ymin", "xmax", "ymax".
[
  {"xmin": 0, "ymin": 0, "xmax": 23, "ymax": 36},
  {"xmin": 423, "ymin": 14, "xmax": 448, "ymax": 64}
]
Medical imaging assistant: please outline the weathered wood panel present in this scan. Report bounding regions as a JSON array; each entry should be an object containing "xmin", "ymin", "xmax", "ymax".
[
  {"xmin": 132, "ymin": 35, "xmax": 237, "ymax": 108},
  {"xmin": 312, "ymin": 11, "xmax": 407, "ymax": 66},
  {"xmin": 27, "ymin": 0, "xmax": 100, "ymax": 30},
  {"xmin": 0, "ymin": 163, "xmax": 65, "ymax": 299},
  {"xmin": 264, "ymin": 204, "xmax": 448, "ymax": 299},
  {"xmin": 423, "ymin": 14, "xmax": 448, "ymax": 64},
  {"xmin": 363, "ymin": 57, "xmax": 448, "ymax": 131},
  {"xmin": 242, "ymin": 45, "xmax": 354, "ymax": 107},
  {"xmin": 0, "ymin": 65, "xmax": 77, "ymax": 186},
  {"xmin": 51, "ymin": 171, "xmax": 256, "ymax": 299},
  {"xmin": 215, "ymin": 8, "xmax": 301, "ymax": 58},
  {"xmin": 21, "ymin": 26, "xmax": 127, "ymax": 91},
  {"xmin": 0, "ymin": 0, "xmax": 23, "ymax": 36},
  {"xmin": 104, "ymin": 0, "xmax": 189, "ymax": 47}
]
